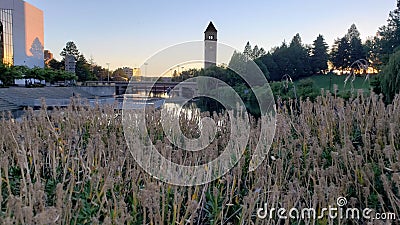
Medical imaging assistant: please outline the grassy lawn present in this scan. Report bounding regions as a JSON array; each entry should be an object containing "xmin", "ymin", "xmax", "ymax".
[{"xmin": 296, "ymin": 74, "xmax": 373, "ymax": 94}]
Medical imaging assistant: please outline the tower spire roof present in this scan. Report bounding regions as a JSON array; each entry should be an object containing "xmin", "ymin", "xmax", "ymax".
[{"xmin": 204, "ymin": 21, "xmax": 217, "ymax": 33}]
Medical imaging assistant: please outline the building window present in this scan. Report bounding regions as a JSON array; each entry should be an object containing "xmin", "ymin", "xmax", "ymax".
[
  {"xmin": 0, "ymin": 9, "xmax": 13, "ymax": 65},
  {"xmin": 208, "ymin": 35, "xmax": 214, "ymax": 40},
  {"xmin": 0, "ymin": 21, "xmax": 3, "ymax": 62}
]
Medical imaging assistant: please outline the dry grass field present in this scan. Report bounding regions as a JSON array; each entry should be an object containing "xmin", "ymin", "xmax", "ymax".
[{"xmin": 0, "ymin": 92, "xmax": 399, "ymax": 224}]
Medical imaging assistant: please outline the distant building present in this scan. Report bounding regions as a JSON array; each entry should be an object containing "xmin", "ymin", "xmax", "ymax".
[
  {"xmin": 122, "ymin": 67, "xmax": 133, "ymax": 77},
  {"xmin": 132, "ymin": 67, "xmax": 141, "ymax": 81},
  {"xmin": 65, "ymin": 55, "xmax": 76, "ymax": 73},
  {"xmin": 44, "ymin": 50, "xmax": 53, "ymax": 66},
  {"xmin": 0, "ymin": 0, "xmax": 44, "ymax": 68},
  {"xmin": 204, "ymin": 21, "xmax": 217, "ymax": 69},
  {"xmin": 133, "ymin": 68, "xmax": 141, "ymax": 77}
]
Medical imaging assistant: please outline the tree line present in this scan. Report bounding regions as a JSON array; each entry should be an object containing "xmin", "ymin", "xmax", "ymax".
[
  {"xmin": 3, "ymin": 0, "xmax": 398, "ymax": 101},
  {"xmin": 230, "ymin": 0, "xmax": 400, "ymax": 101},
  {"xmin": 247, "ymin": 23, "xmax": 369, "ymax": 81},
  {"xmin": 48, "ymin": 41, "xmax": 135, "ymax": 82},
  {"xmin": 234, "ymin": 0, "xmax": 399, "ymax": 85},
  {"xmin": 0, "ymin": 63, "xmax": 76, "ymax": 87}
]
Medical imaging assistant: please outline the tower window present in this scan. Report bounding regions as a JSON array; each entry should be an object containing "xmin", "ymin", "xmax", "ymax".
[{"xmin": 208, "ymin": 35, "xmax": 214, "ymax": 40}]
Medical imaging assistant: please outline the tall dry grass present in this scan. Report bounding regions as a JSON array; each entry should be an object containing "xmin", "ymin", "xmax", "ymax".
[{"xmin": 0, "ymin": 92, "xmax": 399, "ymax": 224}]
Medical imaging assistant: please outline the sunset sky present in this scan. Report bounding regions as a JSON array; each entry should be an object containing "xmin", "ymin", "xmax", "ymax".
[{"xmin": 25, "ymin": 0, "xmax": 396, "ymax": 70}]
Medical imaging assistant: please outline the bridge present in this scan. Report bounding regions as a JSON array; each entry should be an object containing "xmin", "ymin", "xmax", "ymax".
[{"xmin": 83, "ymin": 80, "xmax": 199, "ymax": 98}]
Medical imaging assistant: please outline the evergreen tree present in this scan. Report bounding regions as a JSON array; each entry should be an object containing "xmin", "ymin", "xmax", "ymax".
[
  {"xmin": 260, "ymin": 53, "xmax": 280, "ymax": 81},
  {"xmin": 310, "ymin": 34, "xmax": 329, "ymax": 74},
  {"xmin": 60, "ymin": 41, "xmax": 96, "ymax": 81},
  {"xmin": 346, "ymin": 24, "xmax": 361, "ymax": 40},
  {"xmin": 377, "ymin": 0, "xmax": 400, "ymax": 62},
  {"xmin": 75, "ymin": 54, "xmax": 95, "ymax": 82},
  {"xmin": 346, "ymin": 24, "xmax": 365, "ymax": 65},
  {"xmin": 243, "ymin": 41, "xmax": 252, "ymax": 59},
  {"xmin": 252, "ymin": 45, "xmax": 260, "ymax": 59},
  {"xmin": 288, "ymin": 33, "xmax": 311, "ymax": 79},
  {"xmin": 60, "ymin": 41, "xmax": 80, "ymax": 60},
  {"xmin": 272, "ymin": 41, "xmax": 291, "ymax": 79},
  {"xmin": 229, "ymin": 50, "xmax": 248, "ymax": 75},
  {"xmin": 254, "ymin": 58, "xmax": 270, "ymax": 80},
  {"xmin": 364, "ymin": 36, "xmax": 382, "ymax": 71},
  {"xmin": 258, "ymin": 48, "xmax": 266, "ymax": 57},
  {"xmin": 331, "ymin": 37, "xmax": 350, "ymax": 72}
]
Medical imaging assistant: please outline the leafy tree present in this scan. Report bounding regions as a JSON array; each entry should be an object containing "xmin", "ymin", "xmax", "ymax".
[
  {"xmin": 173, "ymin": 68, "xmax": 201, "ymax": 82},
  {"xmin": 171, "ymin": 70, "xmax": 179, "ymax": 82},
  {"xmin": 49, "ymin": 69, "xmax": 77, "ymax": 82},
  {"xmin": 310, "ymin": 34, "xmax": 329, "ymax": 74},
  {"xmin": 25, "ymin": 67, "xmax": 46, "ymax": 81},
  {"xmin": 0, "ymin": 63, "xmax": 22, "ymax": 86},
  {"xmin": 92, "ymin": 65, "xmax": 108, "ymax": 81},
  {"xmin": 48, "ymin": 58, "xmax": 63, "ymax": 70},
  {"xmin": 112, "ymin": 68, "xmax": 128, "ymax": 81},
  {"xmin": 380, "ymin": 49, "xmax": 400, "ymax": 103},
  {"xmin": 203, "ymin": 66, "xmax": 230, "ymax": 84}
]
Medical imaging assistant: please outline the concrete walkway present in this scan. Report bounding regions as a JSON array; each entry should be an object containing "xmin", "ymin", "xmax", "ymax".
[{"xmin": 0, "ymin": 87, "xmax": 95, "ymax": 110}]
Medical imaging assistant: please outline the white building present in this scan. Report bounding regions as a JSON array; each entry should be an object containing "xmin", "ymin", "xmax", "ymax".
[
  {"xmin": 65, "ymin": 55, "xmax": 76, "ymax": 73},
  {"xmin": 0, "ymin": 0, "xmax": 44, "ymax": 68},
  {"xmin": 122, "ymin": 67, "xmax": 133, "ymax": 77}
]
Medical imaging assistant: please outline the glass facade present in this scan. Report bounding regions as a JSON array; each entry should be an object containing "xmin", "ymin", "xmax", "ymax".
[{"xmin": 0, "ymin": 9, "xmax": 13, "ymax": 65}]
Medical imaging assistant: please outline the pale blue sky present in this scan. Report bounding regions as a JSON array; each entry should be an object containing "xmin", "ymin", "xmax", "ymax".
[{"xmin": 26, "ymin": 0, "xmax": 396, "ymax": 70}]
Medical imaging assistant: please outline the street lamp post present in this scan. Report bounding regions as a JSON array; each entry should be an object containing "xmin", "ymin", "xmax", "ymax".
[
  {"xmin": 106, "ymin": 63, "xmax": 110, "ymax": 83},
  {"xmin": 144, "ymin": 62, "xmax": 148, "ymax": 77}
]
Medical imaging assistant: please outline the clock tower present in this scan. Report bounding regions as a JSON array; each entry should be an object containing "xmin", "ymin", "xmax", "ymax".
[{"xmin": 204, "ymin": 22, "xmax": 217, "ymax": 69}]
